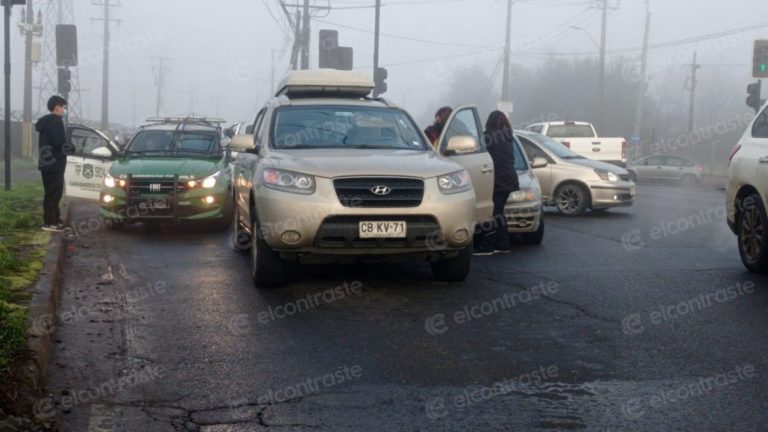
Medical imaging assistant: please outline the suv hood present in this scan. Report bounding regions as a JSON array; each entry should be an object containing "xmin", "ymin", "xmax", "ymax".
[
  {"xmin": 109, "ymin": 157, "xmax": 223, "ymax": 179},
  {"xmin": 566, "ymin": 157, "xmax": 628, "ymax": 174},
  {"xmin": 267, "ymin": 149, "xmax": 464, "ymax": 179}
]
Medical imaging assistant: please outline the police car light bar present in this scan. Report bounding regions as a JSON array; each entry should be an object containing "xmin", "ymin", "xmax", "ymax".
[{"xmin": 276, "ymin": 69, "xmax": 375, "ymax": 98}]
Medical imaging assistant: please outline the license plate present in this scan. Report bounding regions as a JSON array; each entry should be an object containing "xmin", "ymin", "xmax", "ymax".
[
  {"xmin": 141, "ymin": 199, "xmax": 169, "ymax": 210},
  {"xmin": 359, "ymin": 221, "xmax": 407, "ymax": 239}
]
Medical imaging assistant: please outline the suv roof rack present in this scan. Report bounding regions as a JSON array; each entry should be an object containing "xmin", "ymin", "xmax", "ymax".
[{"xmin": 276, "ymin": 69, "xmax": 374, "ymax": 99}]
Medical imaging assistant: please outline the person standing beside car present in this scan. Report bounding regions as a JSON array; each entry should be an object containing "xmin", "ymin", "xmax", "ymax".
[
  {"xmin": 36, "ymin": 95, "xmax": 69, "ymax": 233},
  {"xmin": 475, "ymin": 111, "xmax": 520, "ymax": 256}
]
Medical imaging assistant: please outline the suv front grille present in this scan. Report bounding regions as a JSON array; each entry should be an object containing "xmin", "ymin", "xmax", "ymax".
[
  {"xmin": 334, "ymin": 177, "xmax": 424, "ymax": 208},
  {"xmin": 315, "ymin": 215, "xmax": 442, "ymax": 249}
]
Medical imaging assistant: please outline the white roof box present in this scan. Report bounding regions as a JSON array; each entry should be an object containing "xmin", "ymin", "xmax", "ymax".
[{"xmin": 276, "ymin": 69, "xmax": 375, "ymax": 98}]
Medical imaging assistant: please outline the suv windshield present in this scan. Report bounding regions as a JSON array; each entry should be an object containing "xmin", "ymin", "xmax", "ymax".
[
  {"xmin": 271, "ymin": 105, "xmax": 428, "ymax": 150},
  {"xmin": 126, "ymin": 126, "xmax": 221, "ymax": 158}
]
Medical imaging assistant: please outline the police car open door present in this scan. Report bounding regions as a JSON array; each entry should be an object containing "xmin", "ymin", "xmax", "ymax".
[{"xmin": 64, "ymin": 125, "xmax": 121, "ymax": 201}]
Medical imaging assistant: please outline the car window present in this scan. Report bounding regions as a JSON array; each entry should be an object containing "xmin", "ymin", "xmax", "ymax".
[
  {"xmin": 645, "ymin": 156, "xmax": 665, "ymax": 166},
  {"xmin": 753, "ymin": 107, "xmax": 768, "ymax": 138},
  {"xmin": 524, "ymin": 133, "xmax": 583, "ymax": 160},
  {"xmin": 271, "ymin": 105, "xmax": 428, "ymax": 150},
  {"xmin": 519, "ymin": 139, "xmax": 546, "ymax": 162},
  {"xmin": 69, "ymin": 128, "xmax": 109, "ymax": 156},
  {"xmin": 666, "ymin": 157, "xmax": 685, "ymax": 167},
  {"xmin": 512, "ymin": 137, "xmax": 528, "ymax": 171},
  {"xmin": 440, "ymin": 107, "xmax": 482, "ymax": 154},
  {"xmin": 546, "ymin": 124, "xmax": 594, "ymax": 138}
]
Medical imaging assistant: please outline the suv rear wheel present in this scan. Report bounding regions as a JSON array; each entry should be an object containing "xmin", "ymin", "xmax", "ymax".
[
  {"xmin": 251, "ymin": 217, "xmax": 288, "ymax": 287},
  {"xmin": 431, "ymin": 242, "xmax": 472, "ymax": 282},
  {"xmin": 738, "ymin": 193, "xmax": 768, "ymax": 273}
]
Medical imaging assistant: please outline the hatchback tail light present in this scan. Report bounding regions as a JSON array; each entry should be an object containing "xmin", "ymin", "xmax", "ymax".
[
  {"xmin": 621, "ymin": 140, "xmax": 627, "ymax": 160},
  {"xmin": 695, "ymin": 164, "xmax": 704, "ymax": 173},
  {"xmin": 728, "ymin": 144, "xmax": 742, "ymax": 164}
]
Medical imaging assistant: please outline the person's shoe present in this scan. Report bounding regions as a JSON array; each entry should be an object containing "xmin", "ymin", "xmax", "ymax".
[
  {"xmin": 494, "ymin": 246, "xmax": 512, "ymax": 254},
  {"xmin": 55, "ymin": 223, "xmax": 71, "ymax": 231},
  {"xmin": 42, "ymin": 224, "xmax": 68, "ymax": 233},
  {"xmin": 473, "ymin": 245, "xmax": 495, "ymax": 256}
]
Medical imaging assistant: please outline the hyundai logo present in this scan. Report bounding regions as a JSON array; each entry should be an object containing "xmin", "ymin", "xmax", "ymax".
[{"xmin": 370, "ymin": 185, "xmax": 392, "ymax": 196}]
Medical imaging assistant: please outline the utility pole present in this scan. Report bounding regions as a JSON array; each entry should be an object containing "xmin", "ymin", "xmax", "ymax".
[
  {"xmin": 301, "ymin": 0, "xmax": 310, "ymax": 69},
  {"xmin": 3, "ymin": 0, "xmax": 12, "ymax": 190},
  {"xmin": 687, "ymin": 51, "xmax": 700, "ymax": 133},
  {"xmin": 632, "ymin": 2, "xmax": 650, "ymax": 151},
  {"xmin": 597, "ymin": 0, "xmax": 608, "ymax": 129},
  {"xmin": 501, "ymin": 0, "xmax": 512, "ymax": 104},
  {"xmin": 20, "ymin": 1, "xmax": 42, "ymax": 159},
  {"xmin": 270, "ymin": 48, "xmax": 275, "ymax": 92},
  {"xmin": 372, "ymin": 0, "xmax": 381, "ymax": 96},
  {"xmin": 92, "ymin": 0, "xmax": 120, "ymax": 131},
  {"xmin": 151, "ymin": 56, "xmax": 170, "ymax": 117}
]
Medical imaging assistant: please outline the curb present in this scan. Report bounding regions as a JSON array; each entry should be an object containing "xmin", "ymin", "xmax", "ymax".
[{"xmin": 17, "ymin": 201, "xmax": 73, "ymax": 415}]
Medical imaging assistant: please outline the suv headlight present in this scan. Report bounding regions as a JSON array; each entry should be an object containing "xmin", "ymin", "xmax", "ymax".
[
  {"xmin": 187, "ymin": 170, "xmax": 223, "ymax": 189},
  {"xmin": 262, "ymin": 168, "xmax": 316, "ymax": 195},
  {"xmin": 438, "ymin": 170, "xmax": 472, "ymax": 195},
  {"xmin": 509, "ymin": 189, "xmax": 537, "ymax": 203},
  {"xmin": 104, "ymin": 174, "xmax": 125, "ymax": 188},
  {"xmin": 595, "ymin": 169, "xmax": 619, "ymax": 182}
]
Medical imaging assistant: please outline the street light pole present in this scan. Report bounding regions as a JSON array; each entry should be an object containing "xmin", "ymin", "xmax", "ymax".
[
  {"xmin": 597, "ymin": 0, "xmax": 607, "ymax": 129},
  {"xmin": 501, "ymin": 0, "xmax": 512, "ymax": 104},
  {"xmin": 373, "ymin": 0, "xmax": 380, "ymax": 97},
  {"xmin": 4, "ymin": 1, "xmax": 13, "ymax": 191}
]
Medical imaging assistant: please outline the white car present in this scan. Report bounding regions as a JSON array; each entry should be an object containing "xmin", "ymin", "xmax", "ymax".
[
  {"xmin": 504, "ymin": 136, "xmax": 545, "ymax": 244},
  {"xmin": 726, "ymin": 101, "xmax": 768, "ymax": 273}
]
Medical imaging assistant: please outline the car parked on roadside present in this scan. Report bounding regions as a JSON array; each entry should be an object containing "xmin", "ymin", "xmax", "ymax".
[
  {"xmin": 516, "ymin": 130, "xmax": 635, "ymax": 216},
  {"xmin": 91, "ymin": 117, "xmax": 233, "ymax": 229},
  {"xmin": 505, "ymin": 136, "xmax": 546, "ymax": 243},
  {"xmin": 726, "ymin": 102, "xmax": 768, "ymax": 273},
  {"xmin": 230, "ymin": 70, "xmax": 496, "ymax": 287},
  {"xmin": 627, "ymin": 155, "xmax": 703, "ymax": 186}
]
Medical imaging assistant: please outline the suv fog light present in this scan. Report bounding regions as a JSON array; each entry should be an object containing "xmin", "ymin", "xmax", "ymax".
[
  {"xmin": 203, "ymin": 196, "xmax": 215, "ymax": 205},
  {"xmin": 454, "ymin": 228, "xmax": 470, "ymax": 242},
  {"xmin": 103, "ymin": 194, "xmax": 114, "ymax": 204},
  {"xmin": 281, "ymin": 231, "xmax": 301, "ymax": 244}
]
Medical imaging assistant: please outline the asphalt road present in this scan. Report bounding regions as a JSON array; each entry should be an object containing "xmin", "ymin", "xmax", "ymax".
[{"xmin": 44, "ymin": 184, "xmax": 768, "ymax": 432}]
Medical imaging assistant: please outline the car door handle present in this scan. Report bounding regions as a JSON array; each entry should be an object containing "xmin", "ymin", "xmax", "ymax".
[
  {"xmin": 760, "ymin": 157, "xmax": 768, "ymax": 164},
  {"xmin": 482, "ymin": 166, "xmax": 493, "ymax": 174},
  {"xmin": 656, "ymin": 166, "xmax": 663, "ymax": 169}
]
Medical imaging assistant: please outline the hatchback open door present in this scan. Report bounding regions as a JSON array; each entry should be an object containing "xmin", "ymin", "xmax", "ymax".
[
  {"xmin": 437, "ymin": 105, "xmax": 494, "ymax": 224},
  {"xmin": 64, "ymin": 125, "xmax": 121, "ymax": 201}
]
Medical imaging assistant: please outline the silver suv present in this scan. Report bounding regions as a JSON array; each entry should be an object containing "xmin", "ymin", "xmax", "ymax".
[{"xmin": 230, "ymin": 71, "xmax": 494, "ymax": 287}]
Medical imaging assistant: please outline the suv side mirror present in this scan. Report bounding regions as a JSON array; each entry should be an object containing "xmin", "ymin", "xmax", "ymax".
[
  {"xmin": 531, "ymin": 157, "xmax": 548, "ymax": 169},
  {"xmin": 91, "ymin": 147, "xmax": 113, "ymax": 158},
  {"xmin": 230, "ymin": 134, "xmax": 256, "ymax": 152},
  {"xmin": 445, "ymin": 136, "xmax": 478, "ymax": 155}
]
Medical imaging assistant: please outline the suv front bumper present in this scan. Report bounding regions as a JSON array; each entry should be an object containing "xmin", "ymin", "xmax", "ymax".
[{"xmin": 253, "ymin": 177, "xmax": 476, "ymax": 255}]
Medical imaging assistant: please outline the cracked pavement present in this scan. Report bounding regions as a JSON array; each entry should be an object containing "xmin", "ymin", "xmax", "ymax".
[{"xmin": 45, "ymin": 185, "xmax": 768, "ymax": 431}]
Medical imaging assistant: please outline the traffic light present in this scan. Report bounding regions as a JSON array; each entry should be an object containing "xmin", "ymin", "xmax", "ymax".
[
  {"xmin": 746, "ymin": 81, "xmax": 762, "ymax": 113},
  {"xmin": 57, "ymin": 68, "xmax": 72, "ymax": 95},
  {"xmin": 754, "ymin": 40, "xmax": 768, "ymax": 79},
  {"xmin": 374, "ymin": 67, "xmax": 388, "ymax": 97}
]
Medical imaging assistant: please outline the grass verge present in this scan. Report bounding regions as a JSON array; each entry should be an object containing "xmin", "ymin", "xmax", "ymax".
[{"xmin": 0, "ymin": 182, "xmax": 49, "ymax": 405}]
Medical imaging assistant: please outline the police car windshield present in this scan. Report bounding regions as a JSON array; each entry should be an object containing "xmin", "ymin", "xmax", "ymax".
[{"xmin": 126, "ymin": 128, "xmax": 221, "ymax": 157}]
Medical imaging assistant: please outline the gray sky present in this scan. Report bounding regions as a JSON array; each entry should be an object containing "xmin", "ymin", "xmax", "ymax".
[{"xmin": 5, "ymin": 0, "xmax": 768, "ymax": 126}]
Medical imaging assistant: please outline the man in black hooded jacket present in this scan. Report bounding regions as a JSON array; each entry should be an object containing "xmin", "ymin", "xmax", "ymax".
[{"xmin": 36, "ymin": 95, "xmax": 69, "ymax": 232}]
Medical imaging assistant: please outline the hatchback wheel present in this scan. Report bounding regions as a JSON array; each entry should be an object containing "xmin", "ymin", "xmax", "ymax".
[
  {"xmin": 555, "ymin": 183, "xmax": 589, "ymax": 216},
  {"xmin": 738, "ymin": 193, "xmax": 768, "ymax": 273}
]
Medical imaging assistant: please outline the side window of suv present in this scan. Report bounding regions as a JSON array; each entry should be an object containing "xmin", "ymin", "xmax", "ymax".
[
  {"xmin": 252, "ymin": 109, "xmax": 267, "ymax": 144},
  {"xmin": 753, "ymin": 107, "xmax": 768, "ymax": 138}
]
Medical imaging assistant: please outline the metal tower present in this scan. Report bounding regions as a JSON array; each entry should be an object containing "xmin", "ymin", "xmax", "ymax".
[{"xmin": 37, "ymin": 0, "xmax": 83, "ymax": 122}]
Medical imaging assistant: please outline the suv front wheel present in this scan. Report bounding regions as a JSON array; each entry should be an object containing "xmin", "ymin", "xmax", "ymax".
[
  {"xmin": 431, "ymin": 242, "xmax": 473, "ymax": 282},
  {"xmin": 738, "ymin": 193, "xmax": 768, "ymax": 273},
  {"xmin": 251, "ymin": 217, "xmax": 288, "ymax": 287}
]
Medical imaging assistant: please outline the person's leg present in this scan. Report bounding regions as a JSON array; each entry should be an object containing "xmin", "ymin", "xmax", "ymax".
[
  {"xmin": 493, "ymin": 190, "xmax": 512, "ymax": 250},
  {"xmin": 41, "ymin": 171, "xmax": 56, "ymax": 226},
  {"xmin": 53, "ymin": 170, "xmax": 65, "ymax": 224}
]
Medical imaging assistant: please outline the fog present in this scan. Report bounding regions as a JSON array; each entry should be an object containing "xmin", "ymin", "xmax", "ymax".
[{"xmin": 4, "ymin": 0, "xmax": 768, "ymax": 163}]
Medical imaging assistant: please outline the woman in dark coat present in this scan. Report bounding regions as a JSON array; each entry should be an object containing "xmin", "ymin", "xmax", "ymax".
[{"xmin": 476, "ymin": 111, "xmax": 520, "ymax": 255}]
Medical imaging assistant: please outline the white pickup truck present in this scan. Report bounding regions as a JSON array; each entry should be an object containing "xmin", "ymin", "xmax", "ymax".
[{"xmin": 524, "ymin": 121, "xmax": 626, "ymax": 167}]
